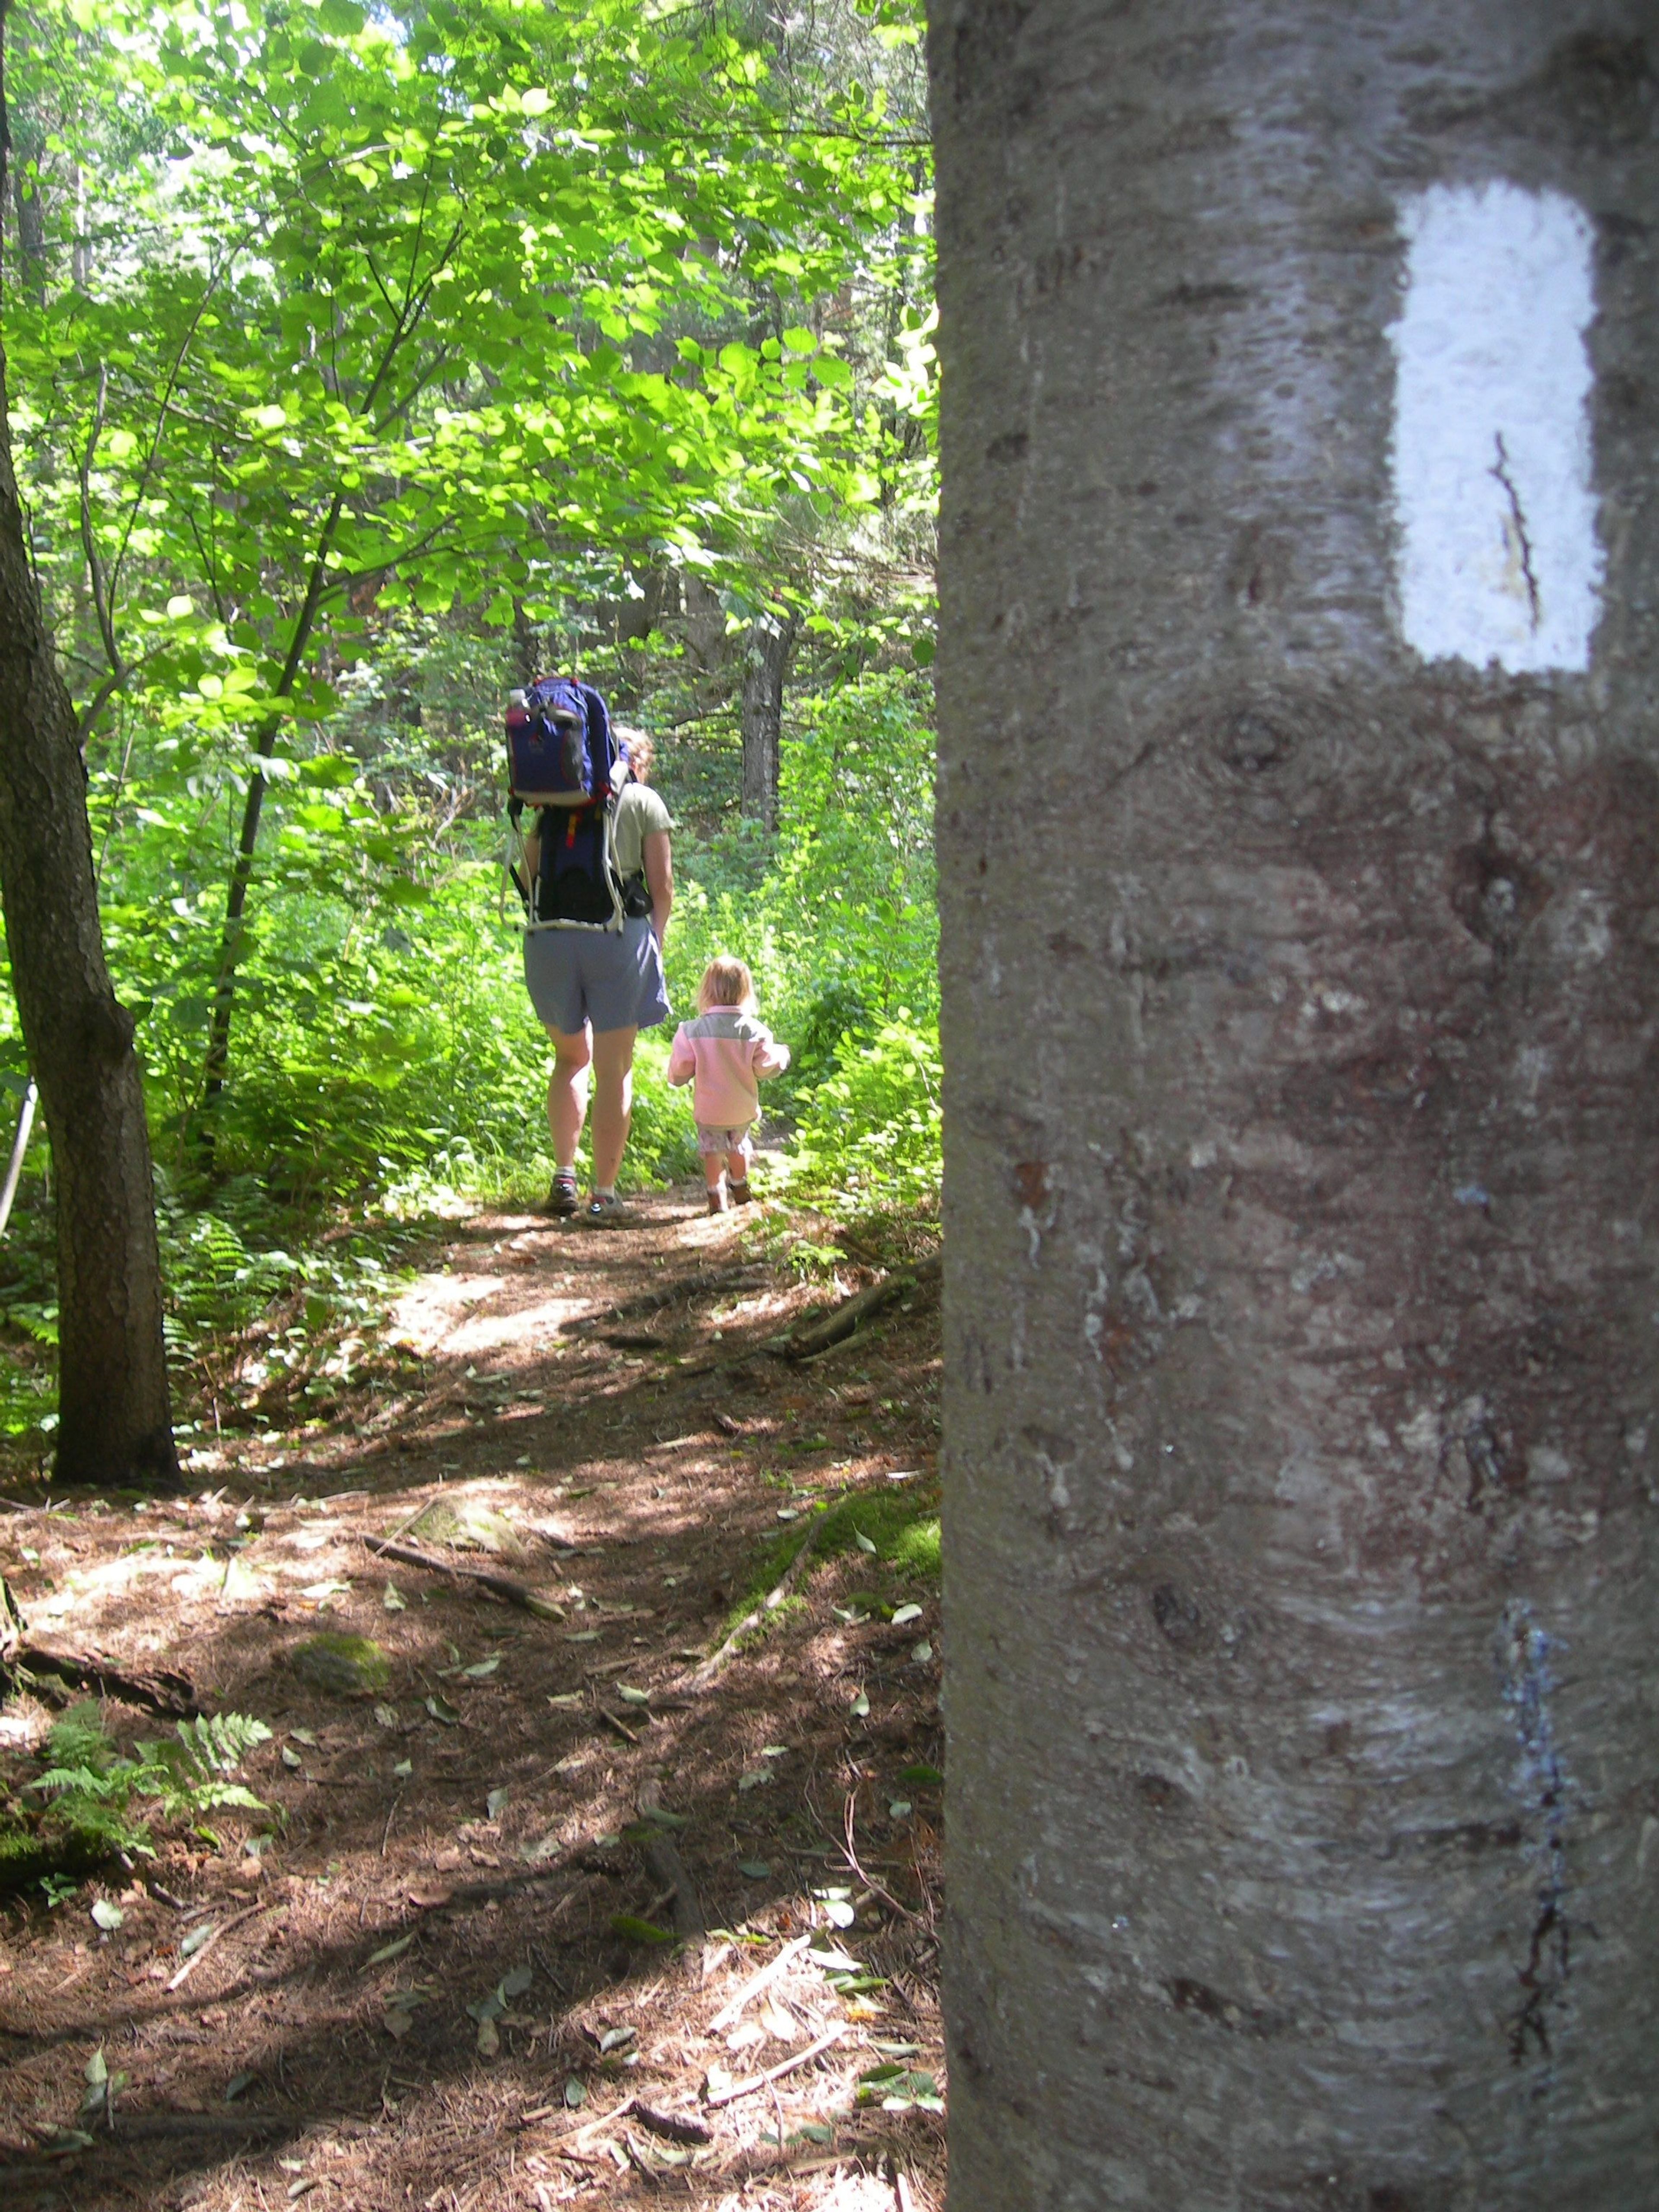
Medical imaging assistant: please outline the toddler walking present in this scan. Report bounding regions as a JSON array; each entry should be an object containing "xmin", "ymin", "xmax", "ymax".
[{"xmin": 667, "ymin": 957, "xmax": 790, "ymax": 1213}]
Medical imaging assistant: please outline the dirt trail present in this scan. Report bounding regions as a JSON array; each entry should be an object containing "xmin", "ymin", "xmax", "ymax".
[{"xmin": 0, "ymin": 1189, "xmax": 944, "ymax": 2212}]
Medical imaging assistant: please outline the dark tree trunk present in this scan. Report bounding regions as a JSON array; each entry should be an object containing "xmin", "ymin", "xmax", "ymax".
[
  {"xmin": 931, "ymin": 2, "xmax": 1659, "ymax": 2204},
  {"xmin": 739, "ymin": 609, "xmax": 795, "ymax": 832},
  {"xmin": 0, "ymin": 11, "xmax": 176, "ymax": 1488}
]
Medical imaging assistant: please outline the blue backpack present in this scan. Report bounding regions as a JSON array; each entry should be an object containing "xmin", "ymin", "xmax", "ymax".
[
  {"xmin": 505, "ymin": 678, "xmax": 635, "ymax": 930},
  {"xmin": 506, "ymin": 676, "xmax": 617, "ymax": 805}
]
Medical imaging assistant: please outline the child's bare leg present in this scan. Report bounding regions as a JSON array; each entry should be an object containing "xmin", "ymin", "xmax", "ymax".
[
  {"xmin": 703, "ymin": 1154, "xmax": 726, "ymax": 1191},
  {"xmin": 728, "ymin": 1149, "xmax": 753, "ymax": 1203}
]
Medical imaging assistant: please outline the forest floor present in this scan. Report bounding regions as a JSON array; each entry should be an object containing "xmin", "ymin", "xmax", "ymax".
[{"xmin": 0, "ymin": 1184, "xmax": 945, "ymax": 2212}]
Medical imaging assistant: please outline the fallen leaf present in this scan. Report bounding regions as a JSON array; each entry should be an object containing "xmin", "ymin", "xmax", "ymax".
[
  {"xmin": 502, "ymin": 1964, "xmax": 534, "ymax": 1998},
  {"xmin": 463, "ymin": 1656, "xmax": 501, "ymax": 1679},
  {"xmin": 849, "ymin": 1689, "xmax": 870, "ymax": 1718},
  {"xmin": 564, "ymin": 2076, "xmax": 587, "ymax": 2108},
  {"xmin": 564, "ymin": 1630, "xmax": 602, "ymax": 1644},
  {"xmin": 178, "ymin": 1921, "xmax": 217, "ymax": 1958},
  {"xmin": 424, "ymin": 1696, "xmax": 460, "ymax": 1726},
  {"xmin": 366, "ymin": 1933, "xmax": 414, "ymax": 1967},
  {"xmin": 476, "ymin": 2016, "xmax": 499, "ymax": 2058},
  {"xmin": 890, "ymin": 1604, "xmax": 923, "ymax": 1627},
  {"xmin": 888, "ymin": 1799, "xmax": 913, "ymax": 1820},
  {"xmin": 225, "ymin": 2070, "xmax": 256, "ymax": 2102},
  {"xmin": 597, "ymin": 2024, "xmax": 636, "ymax": 2053},
  {"xmin": 383, "ymin": 1584, "xmax": 407, "ymax": 1611},
  {"xmin": 486, "ymin": 1786, "xmax": 509, "ymax": 1821},
  {"xmin": 289, "ymin": 1728, "xmax": 318, "ymax": 1748},
  {"xmin": 854, "ymin": 1529, "xmax": 877, "ymax": 1554},
  {"xmin": 393, "ymin": 1758, "xmax": 412, "ymax": 1777},
  {"xmin": 280, "ymin": 1746, "xmax": 303, "ymax": 1769},
  {"xmin": 912, "ymin": 1641, "xmax": 933, "ymax": 1664},
  {"xmin": 616, "ymin": 1684, "xmax": 650, "ymax": 1707},
  {"xmin": 91, "ymin": 1899, "xmax": 124, "ymax": 1932},
  {"xmin": 382, "ymin": 2009, "xmax": 415, "ymax": 2040},
  {"xmin": 737, "ymin": 1768, "xmax": 773, "ymax": 1792},
  {"xmin": 610, "ymin": 1913, "xmax": 675, "ymax": 1945},
  {"xmin": 737, "ymin": 1860, "xmax": 772, "ymax": 1880},
  {"xmin": 406, "ymin": 1885, "xmax": 452, "ymax": 1910},
  {"xmin": 547, "ymin": 1692, "xmax": 584, "ymax": 1710}
]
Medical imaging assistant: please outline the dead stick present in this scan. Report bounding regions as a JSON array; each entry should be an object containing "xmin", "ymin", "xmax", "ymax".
[
  {"xmin": 691, "ymin": 1518, "xmax": 827, "ymax": 1688},
  {"xmin": 165, "ymin": 1901, "xmax": 270, "ymax": 1991},
  {"xmin": 597, "ymin": 1706, "xmax": 639, "ymax": 1746},
  {"xmin": 706, "ymin": 1935, "xmax": 812, "ymax": 2033},
  {"xmin": 360, "ymin": 1536, "xmax": 564, "ymax": 1618},
  {"xmin": 705, "ymin": 2025, "xmax": 848, "ymax": 2109},
  {"xmin": 843, "ymin": 1792, "xmax": 924, "ymax": 1927},
  {"xmin": 632, "ymin": 2101, "xmax": 712, "ymax": 2147}
]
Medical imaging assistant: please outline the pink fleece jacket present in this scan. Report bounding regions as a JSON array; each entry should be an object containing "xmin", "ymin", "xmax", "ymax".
[{"xmin": 667, "ymin": 1008, "xmax": 790, "ymax": 1129}]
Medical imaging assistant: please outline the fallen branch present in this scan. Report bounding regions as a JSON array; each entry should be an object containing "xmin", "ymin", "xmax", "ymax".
[
  {"xmin": 704, "ymin": 2024, "xmax": 848, "ymax": 2109},
  {"xmin": 166, "ymin": 1901, "xmax": 270, "ymax": 1990},
  {"xmin": 783, "ymin": 1258, "xmax": 939, "ymax": 1363},
  {"xmin": 690, "ymin": 1518, "xmax": 828, "ymax": 1689},
  {"xmin": 706, "ymin": 1934, "xmax": 812, "ymax": 2033},
  {"xmin": 560, "ymin": 1264, "xmax": 766, "ymax": 1336},
  {"xmin": 360, "ymin": 1536, "xmax": 565, "ymax": 1618},
  {"xmin": 843, "ymin": 1791, "xmax": 925, "ymax": 1927},
  {"xmin": 633, "ymin": 2101, "xmax": 712, "ymax": 2146},
  {"xmin": 637, "ymin": 1830, "xmax": 704, "ymax": 1940},
  {"xmin": 7, "ymin": 1643, "xmax": 200, "ymax": 1718}
]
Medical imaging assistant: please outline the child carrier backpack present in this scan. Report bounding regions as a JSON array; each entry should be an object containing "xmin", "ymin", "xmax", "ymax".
[{"xmin": 504, "ymin": 677, "xmax": 640, "ymax": 932}]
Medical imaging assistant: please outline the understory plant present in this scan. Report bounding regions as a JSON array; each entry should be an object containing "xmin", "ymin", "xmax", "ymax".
[{"xmin": 25, "ymin": 1703, "xmax": 272, "ymax": 1866}]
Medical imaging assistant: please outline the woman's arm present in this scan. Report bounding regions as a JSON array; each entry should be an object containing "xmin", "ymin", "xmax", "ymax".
[{"xmin": 643, "ymin": 830, "xmax": 673, "ymax": 945}]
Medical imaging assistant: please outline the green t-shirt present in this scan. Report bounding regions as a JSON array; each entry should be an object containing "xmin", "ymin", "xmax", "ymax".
[{"xmin": 611, "ymin": 781, "xmax": 673, "ymax": 880}]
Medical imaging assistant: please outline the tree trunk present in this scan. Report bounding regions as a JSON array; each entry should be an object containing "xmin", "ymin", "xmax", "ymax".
[
  {"xmin": 0, "ymin": 12, "xmax": 177, "ymax": 1488},
  {"xmin": 740, "ymin": 609, "xmax": 795, "ymax": 831},
  {"xmin": 931, "ymin": 3, "xmax": 1659, "ymax": 2204}
]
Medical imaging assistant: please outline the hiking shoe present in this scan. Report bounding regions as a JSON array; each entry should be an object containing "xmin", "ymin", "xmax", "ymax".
[
  {"xmin": 541, "ymin": 1172, "xmax": 580, "ymax": 1218},
  {"xmin": 728, "ymin": 1177, "xmax": 753, "ymax": 1206},
  {"xmin": 706, "ymin": 1186, "xmax": 728, "ymax": 1216},
  {"xmin": 584, "ymin": 1192, "xmax": 632, "ymax": 1227}
]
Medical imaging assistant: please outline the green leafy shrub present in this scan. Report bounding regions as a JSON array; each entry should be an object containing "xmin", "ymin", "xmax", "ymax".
[
  {"xmin": 788, "ymin": 1016, "xmax": 941, "ymax": 1211},
  {"xmin": 24, "ymin": 1702, "xmax": 272, "ymax": 1874}
]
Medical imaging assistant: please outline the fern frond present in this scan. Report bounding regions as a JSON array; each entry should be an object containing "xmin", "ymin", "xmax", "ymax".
[{"xmin": 172, "ymin": 1713, "xmax": 272, "ymax": 1780}]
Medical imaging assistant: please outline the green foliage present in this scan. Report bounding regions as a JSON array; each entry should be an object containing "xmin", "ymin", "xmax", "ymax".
[
  {"xmin": 28, "ymin": 1700, "xmax": 272, "ymax": 1872},
  {"xmin": 0, "ymin": 1, "xmax": 942, "ymax": 1440},
  {"xmin": 789, "ymin": 1017, "xmax": 941, "ymax": 1211},
  {"xmin": 734, "ymin": 1481, "xmax": 940, "ymax": 1636}
]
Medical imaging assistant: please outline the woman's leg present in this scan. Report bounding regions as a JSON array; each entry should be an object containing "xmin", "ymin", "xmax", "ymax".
[
  {"xmin": 588, "ymin": 1025, "xmax": 638, "ymax": 1190},
  {"xmin": 546, "ymin": 1026, "xmax": 592, "ymax": 1170}
]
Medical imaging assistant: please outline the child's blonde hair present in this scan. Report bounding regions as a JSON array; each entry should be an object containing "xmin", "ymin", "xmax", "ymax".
[{"xmin": 698, "ymin": 956, "xmax": 757, "ymax": 1015}]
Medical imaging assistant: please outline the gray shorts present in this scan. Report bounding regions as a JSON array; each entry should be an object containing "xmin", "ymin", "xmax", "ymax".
[{"xmin": 523, "ymin": 918, "xmax": 671, "ymax": 1038}]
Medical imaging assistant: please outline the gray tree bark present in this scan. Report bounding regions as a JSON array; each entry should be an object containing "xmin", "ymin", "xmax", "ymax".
[
  {"xmin": 739, "ymin": 608, "xmax": 795, "ymax": 831},
  {"xmin": 931, "ymin": 4, "xmax": 1659, "ymax": 2206},
  {"xmin": 0, "ymin": 9, "xmax": 178, "ymax": 1489}
]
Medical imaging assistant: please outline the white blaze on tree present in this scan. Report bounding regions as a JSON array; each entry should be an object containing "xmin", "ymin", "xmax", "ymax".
[{"xmin": 1390, "ymin": 181, "xmax": 1602, "ymax": 673}]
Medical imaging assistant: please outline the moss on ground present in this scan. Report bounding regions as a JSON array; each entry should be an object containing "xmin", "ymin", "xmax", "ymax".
[{"xmin": 728, "ymin": 1481, "xmax": 941, "ymax": 1638}]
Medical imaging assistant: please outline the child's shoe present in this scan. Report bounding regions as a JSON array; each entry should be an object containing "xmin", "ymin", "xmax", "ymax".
[
  {"xmin": 728, "ymin": 1176, "xmax": 753, "ymax": 1205},
  {"xmin": 706, "ymin": 1185, "xmax": 728, "ymax": 1215}
]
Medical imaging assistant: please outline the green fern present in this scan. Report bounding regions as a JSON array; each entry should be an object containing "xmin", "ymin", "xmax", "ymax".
[{"xmin": 27, "ymin": 1703, "xmax": 271, "ymax": 1866}]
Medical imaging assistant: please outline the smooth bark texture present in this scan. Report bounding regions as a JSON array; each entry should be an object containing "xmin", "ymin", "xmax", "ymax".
[
  {"xmin": 739, "ymin": 609, "xmax": 796, "ymax": 830},
  {"xmin": 0, "ymin": 35, "xmax": 176, "ymax": 1487},
  {"xmin": 931, "ymin": 4, "xmax": 1659, "ymax": 2205}
]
